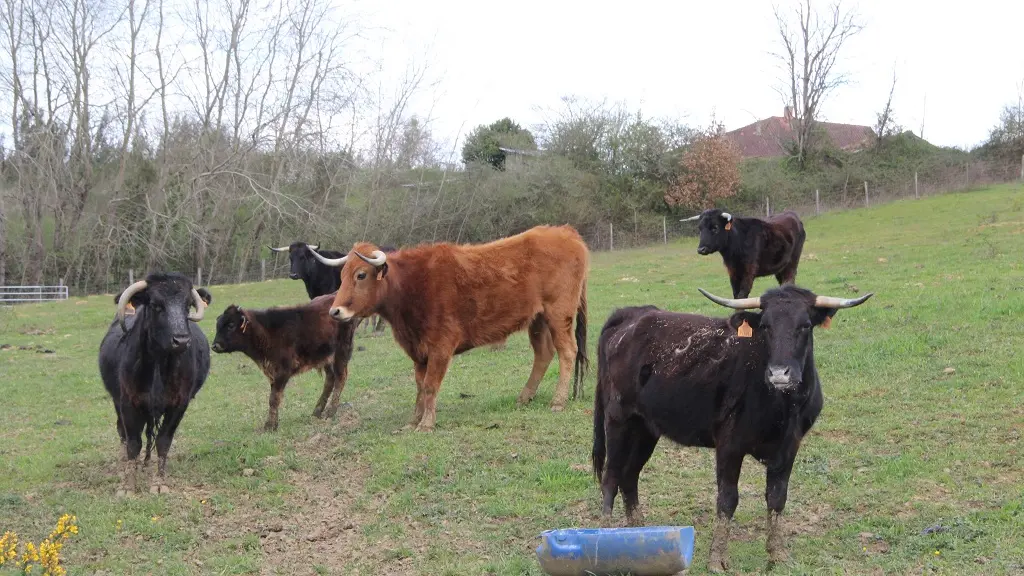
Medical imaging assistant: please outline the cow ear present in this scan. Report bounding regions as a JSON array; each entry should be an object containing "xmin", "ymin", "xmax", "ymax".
[
  {"xmin": 196, "ymin": 288, "xmax": 213, "ymax": 306},
  {"xmin": 376, "ymin": 263, "xmax": 388, "ymax": 280},
  {"xmin": 728, "ymin": 312, "xmax": 761, "ymax": 335},
  {"xmin": 810, "ymin": 307, "xmax": 839, "ymax": 328}
]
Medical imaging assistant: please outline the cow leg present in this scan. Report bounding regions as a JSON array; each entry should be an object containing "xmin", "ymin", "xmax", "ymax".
[
  {"xmin": 708, "ymin": 449, "xmax": 744, "ymax": 573},
  {"xmin": 599, "ymin": 418, "xmax": 631, "ymax": 524},
  {"xmin": 265, "ymin": 376, "xmax": 289, "ymax": 432},
  {"xmin": 143, "ymin": 419, "xmax": 155, "ymax": 466},
  {"xmin": 765, "ymin": 455, "xmax": 797, "ymax": 565},
  {"xmin": 116, "ymin": 405, "xmax": 145, "ymax": 497},
  {"xmin": 416, "ymin": 354, "xmax": 452, "ymax": 432},
  {"xmin": 324, "ymin": 363, "xmax": 350, "ymax": 418},
  {"xmin": 517, "ymin": 316, "xmax": 554, "ymax": 406},
  {"xmin": 313, "ymin": 366, "xmax": 335, "ymax": 419},
  {"xmin": 546, "ymin": 314, "xmax": 578, "ymax": 412},
  {"xmin": 620, "ymin": 422, "xmax": 658, "ymax": 527},
  {"xmin": 401, "ymin": 362, "xmax": 429, "ymax": 430},
  {"xmin": 150, "ymin": 406, "xmax": 188, "ymax": 494}
]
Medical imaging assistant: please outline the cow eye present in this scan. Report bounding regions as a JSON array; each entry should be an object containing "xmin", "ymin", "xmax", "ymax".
[{"xmin": 356, "ymin": 271, "xmax": 367, "ymax": 281}]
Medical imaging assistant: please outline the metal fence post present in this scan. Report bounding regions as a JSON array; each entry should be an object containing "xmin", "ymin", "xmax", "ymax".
[
  {"xmin": 864, "ymin": 182, "xmax": 869, "ymax": 207},
  {"xmin": 662, "ymin": 216, "xmax": 667, "ymax": 244},
  {"xmin": 261, "ymin": 259, "xmax": 266, "ymax": 282},
  {"xmin": 815, "ymin": 189, "xmax": 820, "ymax": 215},
  {"xmin": 197, "ymin": 267, "xmax": 203, "ymax": 287},
  {"xmin": 609, "ymin": 223, "xmax": 614, "ymax": 251},
  {"xmin": 914, "ymin": 172, "xmax": 919, "ymax": 199},
  {"xmin": 128, "ymin": 269, "xmax": 134, "ymax": 285}
]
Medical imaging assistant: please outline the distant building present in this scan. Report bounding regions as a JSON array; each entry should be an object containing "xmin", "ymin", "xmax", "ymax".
[{"xmin": 724, "ymin": 107, "xmax": 875, "ymax": 159}]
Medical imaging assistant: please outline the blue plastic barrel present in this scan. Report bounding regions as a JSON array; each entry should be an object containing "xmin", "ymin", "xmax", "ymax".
[{"xmin": 535, "ymin": 525, "xmax": 695, "ymax": 576}]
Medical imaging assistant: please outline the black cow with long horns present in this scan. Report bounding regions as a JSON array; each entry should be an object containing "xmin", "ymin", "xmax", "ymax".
[
  {"xmin": 681, "ymin": 209, "xmax": 806, "ymax": 298},
  {"xmin": 98, "ymin": 272, "xmax": 212, "ymax": 496},
  {"xmin": 592, "ymin": 284, "xmax": 871, "ymax": 572}
]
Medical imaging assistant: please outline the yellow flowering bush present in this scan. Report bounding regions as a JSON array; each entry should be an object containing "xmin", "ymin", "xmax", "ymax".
[{"xmin": 0, "ymin": 514, "xmax": 78, "ymax": 576}]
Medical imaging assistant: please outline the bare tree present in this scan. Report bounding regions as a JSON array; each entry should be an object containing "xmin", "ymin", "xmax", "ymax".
[
  {"xmin": 772, "ymin": 0, "xmax": 863, "ymax": 169},
  {"xmin": 874, "ymin": 65, "xmax": 899, "ymax": 147}
]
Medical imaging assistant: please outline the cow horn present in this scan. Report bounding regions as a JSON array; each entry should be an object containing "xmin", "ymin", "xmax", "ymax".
[
  {"xmin": 306, "ymin": 244, "xmax": 318, "ymax": 250},
  {"xmin": 188, "ymin": 288, "xmax": 206, "ymax": 322},
  {"xmin": 116, "ymin": 280, "xmax": 149, "ymax": 332},
  {"xmin": 268, "ymin": 245, "xmax": 290, "ymax": 252},
  {"xmin": 697, "ymin": 287, "xmax": 761, "ymax": 309},
  {"xmin": 679, "ymin": 215, "xmax": 701, "ymax": 222},
  {"xmin": 355, "ymin": 250, "xmax": 387, "ymax": 267},
  {"xmin": 721, "ymin": 212, "xmax": 733, "ymax": 222},
  {"xmin": 309, "ymin": 248, "xmax": 349, "ymax": 267},
  {"xmin": 814, "ymin": 293, "xmax": 874, "ymax": 309}
]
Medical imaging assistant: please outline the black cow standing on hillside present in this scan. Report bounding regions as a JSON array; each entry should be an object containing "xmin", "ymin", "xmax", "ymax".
[
  {"xmin": 681, "ymin": 209, "xmax": 806, "ymax": 298},
  {"xmin": 268, "ymin": 241, "xmax": 396, "ymax": 333},
  {"xmin": 592, "ymin": 285, "xmax": 871, "ymax": 571},
  {"xmin": 211, "ymin": 294, "xmax": 356, "ymax": 431},
  {"xmin": 99, "ymin": 272, "xmax": 212, "ymax": 496}
]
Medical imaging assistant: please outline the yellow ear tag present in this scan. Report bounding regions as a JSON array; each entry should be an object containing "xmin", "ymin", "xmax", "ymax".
[
  {"xmin": 725, "ymin": 221, "xmax": 732, "ymax": 231},
  {"xmin": 737, "ymin": 319, "xmax": 753, "ymax": 338},
  {"xmin": 821, "ymin": 316, "xmax": 832, "ymax": 329}
]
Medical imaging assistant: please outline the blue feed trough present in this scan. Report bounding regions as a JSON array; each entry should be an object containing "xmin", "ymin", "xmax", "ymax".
[{"xmin": 535, "ymin": 526, "xmax": 695, "ymax": 576}]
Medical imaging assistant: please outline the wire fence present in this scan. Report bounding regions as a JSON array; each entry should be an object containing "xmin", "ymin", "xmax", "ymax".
[{"xmin": 588, "ymin": 159, "xmax": 1024, "ymax": 252}]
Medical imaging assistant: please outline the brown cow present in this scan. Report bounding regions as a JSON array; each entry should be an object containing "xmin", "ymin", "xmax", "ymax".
[{"xmin": 311, "ymin": 225, "xmax": 590, "ymax": 431}]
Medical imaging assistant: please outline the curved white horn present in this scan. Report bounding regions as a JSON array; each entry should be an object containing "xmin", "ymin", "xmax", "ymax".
[
  {"xmin": 679, "ymin": 215, "xmax": 701, "ymax": 222},
  {"xmin": 306, "ymin": 244, "xmax": 318, "ymax": 250},
  {"xmin": 814, "ymin": 293, "xmax": 874, "ymax": 309},
  {"xmin": 721, "ymin": 212, "xmax": 733, "ymax": 222},
  {"xmin": 697, "ymin": 287, "xmax": 761, "ymax": 310},
  {"xmin": 309, "ymin": 248, "xmax": 349, "ymax": 267},
  {"xmin": 268, "ymin": 245, "xmax": 290, "ymax": 252},
  {"xmin": 355, "ymin": 250, "xmax": 387, "ymax": 267},
  {"xmin": 117, "ymin": 280, "xmax": 149, "ymax": 332},
  {"xmin": 187, "ymin": 288, "xmax": 206, "ymax": 322}
]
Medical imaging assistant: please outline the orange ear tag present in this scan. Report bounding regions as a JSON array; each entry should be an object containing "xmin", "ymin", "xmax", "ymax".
[
  {"xmin": 725, "ymin": 221, "xmax": 732, "ymax": 231},
  {"xmin": 737, "ymin": 319, "xmax": 753, "ymax": 338},
  {"xmin": 376, "ymin": 269, "xmax": 385, "ymax": 281},
  {"xmin": 821, "ymin": 316, "xmax": 832, "ymax": 329}
]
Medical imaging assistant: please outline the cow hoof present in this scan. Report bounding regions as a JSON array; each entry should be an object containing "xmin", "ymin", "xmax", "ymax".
[
  {"xmin": 262, "ymin": 423, "xmax": 278, "ymax": 433},
  {"xmin": 414, "ymin": 424, "xmax": 435, "ymax": 433},
  {"xmin": 515, "ymin": 396, "xmax": 533, "ymax": 407},
  {"xmin": 115, "ymin": 488, "xmax": 130, "ymax": 499},
  {"xmin": 312, "ymin": 408, "xmax": 324, "ymax": 419},
  {"xmin": 149, "ymin": 484, "xmax": 171, "ymax": 495},
  {"xmin": 550, "ymin": 404, "xmax": 565, "ymax": 413}
]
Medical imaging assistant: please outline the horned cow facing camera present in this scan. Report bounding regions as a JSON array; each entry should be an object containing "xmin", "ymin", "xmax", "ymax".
[{"xmin": 98, "ymin": 272, "xmax": 212, "ymax": 496}]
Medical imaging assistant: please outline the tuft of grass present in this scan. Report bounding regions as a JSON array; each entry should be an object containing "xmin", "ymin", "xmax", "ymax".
[{"xmin": 1, "ymin": 184, "xmax": 1023, "ymax": 574}]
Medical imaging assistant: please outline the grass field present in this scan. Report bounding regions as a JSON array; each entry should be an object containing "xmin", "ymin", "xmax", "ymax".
[{"xmin": 1, "ymin": 184, "xmax": 1023, "ymax": 575}]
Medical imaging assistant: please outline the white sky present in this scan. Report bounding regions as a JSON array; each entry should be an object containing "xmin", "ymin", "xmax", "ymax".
[{"xmin": 371, "ymin": 0, "xmax": 1024, "ymax": 151}]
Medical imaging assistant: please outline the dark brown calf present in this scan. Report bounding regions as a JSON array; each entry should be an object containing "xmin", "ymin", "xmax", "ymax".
[{"xmin": 211, "ymin": 294, "xmax": 355, "ymax": 431}]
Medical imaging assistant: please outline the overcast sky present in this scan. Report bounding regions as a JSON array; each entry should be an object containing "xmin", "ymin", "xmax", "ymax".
[{"xmin": 369, "ymin": 0, "xmax": 1024, "ymax": 152}]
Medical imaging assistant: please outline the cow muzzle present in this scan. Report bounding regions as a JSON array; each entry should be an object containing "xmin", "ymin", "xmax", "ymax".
[
  {"xmin": 289, "ymin": 273, "xmax": 300, "ymax": 280},
  {"xmin": 329, "ymin": 306, "xmax": 355, "ymax": 321},
  {"xmin": 766, "ymin": 365, "xmax": 799, "ymax": 390},
  {"xmin": 211, "ymin": 341, "xmax": 224, "ymax": 353},
  {"xmin": 170, "ymin": 334, "xmax": 191, "ymax": 351},
  {"xmin": 697, "ymin": 246, "xmax": 711, "ymax": 255}
]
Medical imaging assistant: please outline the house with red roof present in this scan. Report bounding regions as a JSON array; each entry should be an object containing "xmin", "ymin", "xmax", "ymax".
[{"xmin": 724, "ymin": 107, "xmax": 875, "ymax": 158}]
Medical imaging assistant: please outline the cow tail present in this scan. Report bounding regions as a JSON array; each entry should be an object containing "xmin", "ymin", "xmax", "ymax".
[
  {"xmin": 572, "ymin": 279, "xmax": 589, "ymax": 400},
  {"xmin": 591, "ymin": 332, "xmax": 606, "ymax": 483}
]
